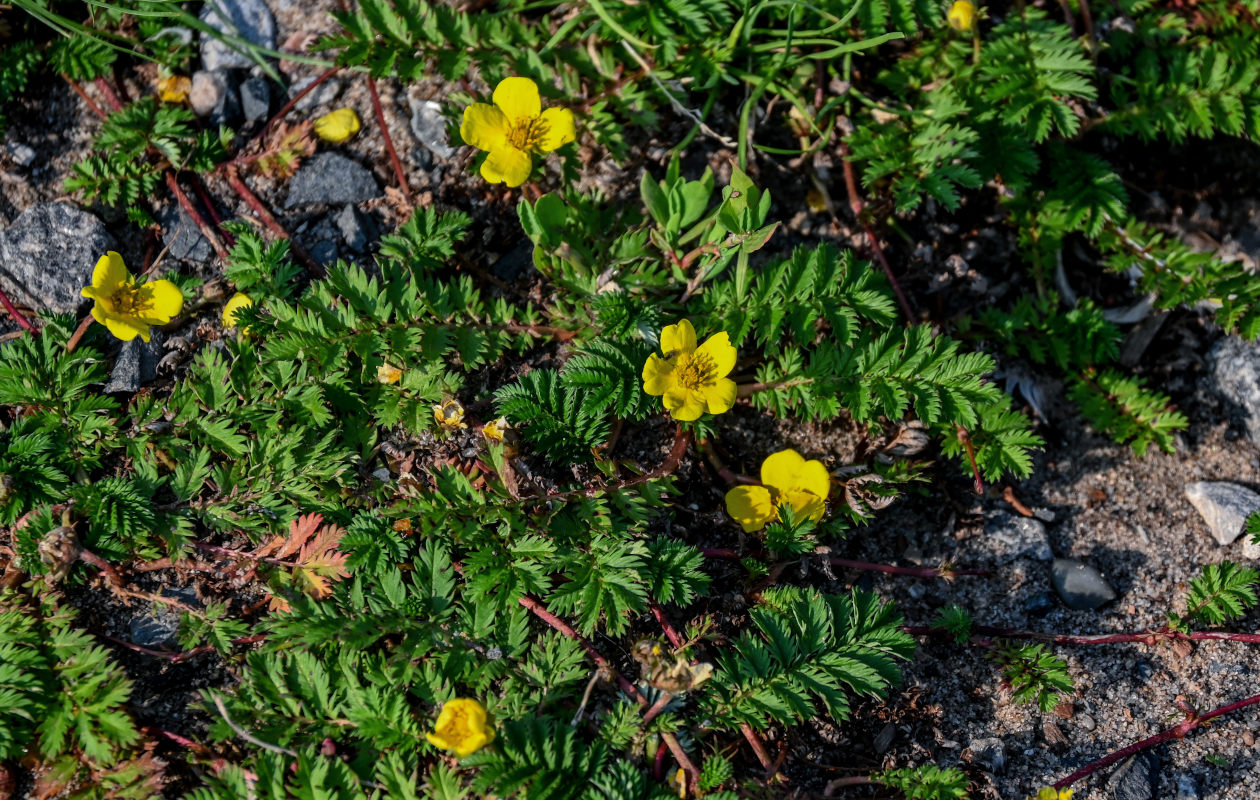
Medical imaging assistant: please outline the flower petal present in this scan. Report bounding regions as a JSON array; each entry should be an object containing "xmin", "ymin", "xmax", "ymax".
[
  {"xmin": 642, "ymin": 354, "xmax": 675, "ymax": 396},
  {"xmin": 480, "ymin": 147, "xmax": 533, "ymax": 187},
  {"xmin": 426, "ymin": 731, "xmax": 453, "ymax": 750},
  {"xmin": 782, "ymin": 488, "xmax": 826, "ymax": 523},
  {"xmin": 313, "ymin": 107, "xmax": 362, "ymax": 144},
  {"xmin": 142, "ymin": 280, "xmax": 185, "ymax": 323},
  {"xmin": 222, "ymin": 292, "xmax": 253, "ymax": 329},
  {"xmin": 89, "ymin": 251, "xmax": 128, "ymax": 294},
  {"xmin": 703, "ymin": 377, "xmax": 737, "ymax": 416},
  {"xmin": 660, "ymin": 319, "xmax": 697, "ymax": 356},
  {"xmin": 760, "ymin": 449, "xmax": 807, "ymax": 494},
  {"xmin": 461, "ymin": 102, "xmax": 508, "ymax": 152},
  {"xmin": 492, "ymin": 76, "xmax": 541, "ymax": 121},
  {"xmin": 695, "ymin": 331, "xmax": 737, "ymax": 378},
  {"xmin": 101, "ymin": 313, "xmax": 148, "ymax": 343},
  {"xmin": 535, "ymin": 106, "xmax": 576, "ymax": 152},
  {"xmin": 663, "ymin": 387, "xmax": 705, "ymax": 421},
  {"xmin": 796, "ymin": 458, "xmax": 831, "ymax": 502},
  {"xmin": 725, "ymin": 485, "xmax": 776, "ymax": 533}
]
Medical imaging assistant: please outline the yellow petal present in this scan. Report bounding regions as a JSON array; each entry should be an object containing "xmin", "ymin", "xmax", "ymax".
[
  {"xmin": 796, "ymin": 458, "xmax": 831, "ymax": 502},
  {"xmin": 642, "ymin": 354, "xmax": 676, "ymax": 396},
  {"xmin": 948, "ymin": 0, "xmax": 976, "ymax": 31},
  {"xmin": 222, "ymin": 292, "xmax": 253, "ymax": 329},
  {"xmin": 664, "ymin": 387, "xmax": 705, "ymax": 421},
  {"xmin": 426, "ymin": 731, "xmax": 453, "ymax": 750},
  {"xmin": 725, "ymin": 485, "xmax": 776, "ymax": 533},
  {"xmin": 313, "ymin": 108, "xmax": 362, "ymax": 144},
  {"xmin": 703, "ymin": 377, "xmax": 737, "ymax": 416},
  {"xmin": 695, "ymin": 332, "xmax": 736, "ymax": 379},
  {"xmin": 158, "ymin": 75, "xmax": 191, "ymax": 103},
  {"xmin": 461, "ymin": 102, "xmax": 509, "ymax": 152},
  {"xmin": 760, "ymin": 449, "xmax": 807, "ymax": 494},
  {"xmin": 492, "ymin": 76, "xmax": 541, "ymax": 121},
  {"xmin": 87, "ymin": 251, "xmax": 129, "ymax": 295},
  {"xmin": 782, "ymin": 488, "xmax": 826, "ymax": 523},
  {"xmin": 535, "ymin": 106, "xmax": 576, "ymax": 152},
  {"xmin": 480, "ymin": 147, "xmax": 533, "ymax": 188},
  {"xmin": 142, "ymin": 280, "xmax": 185, "ymax": 323},
  {"xmin": 660, "ymin": 319, "xmax": 697, "ymax": 356},
  {"xmin": 102, "ymin": 314, "xmax": 148, "ymax": 343}
]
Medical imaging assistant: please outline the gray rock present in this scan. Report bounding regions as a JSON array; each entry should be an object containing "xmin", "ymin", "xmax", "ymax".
[
  {"xmin": 985, "ymin": 512, "xmax": 1053, "ymax": 561},
  {"xmin": 408, "ymin": 97, "xmax": 455, "ymax": 159},
  {"xmin": 1024, "ymin": 590, "xmax": 1057, "ymax": 617},
  {"xmin": 290, "ymin": 75, "xmax": 343, "ymax": 112},
  {"xmin": 127, "ymin": 587, "xmax": 199, "ymax": 648},
  {"xmin": 190, "ymin": 69, "xmax": 242, "ymax": 128},
  {"xmin": 1076, "ymin": 712, "xmax": 1096, "ymax": 731},
  {"xmin": 1052, "ymin": 558, "xmax": 1118, "ymax": 610},
  {"xmin": 1185, "ymin": 481, "xmax": 1260, "ymax": 546},
  {"xmin": 240, "ymin": 76, "xmax": 271, "ymax": 125},
  {"xmin": 333, "ymin": 204, "xmax": 377, "ymax": 253},
  {"xmin": 0, "ymin": 202, "xmax": 116, "ymax": 314},
  {"xmin": 1109, "ymin": 751, "xmax": 1159, "ymax": 800},
  {"xmin": 967, "ymin": 737, "xmax": 1006, "ymax": 774},
  {"xmin": 103, "ymin": 332, "xmax": 163, "ymax": 394},
  {"xmin": 158, "ymin": 203, "xmax": 213, "ymax": 263},
  {"xmin": 873, "ymin": 723, "xmax": 895, "ymax": 755},
  {"xmin": 6, "ymin": 141, "xmax": 36, "ymax": 167},
  {"xmin": 199, "ymin": 0, "xmax": 276, "ymax": 71},
  {"xmin": 285, "ymin": 152, "xmax": 381, "ymax": 209},
  {"xmin": 1173, "ymin": 773, "xmax": 1199, "ymax": 800},
  {"xmin": 1211, "ymin": 335, "xmax": 1260, "ymax": 447},
  {"xmin": 298, "ymin": 214, "xmax": 341, "ymax": 266}
]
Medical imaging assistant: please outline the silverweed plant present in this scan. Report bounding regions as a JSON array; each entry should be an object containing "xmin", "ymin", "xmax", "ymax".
[{"xmin": 1, "ymin": 0, "xmax": 1260, "ymax": 798}]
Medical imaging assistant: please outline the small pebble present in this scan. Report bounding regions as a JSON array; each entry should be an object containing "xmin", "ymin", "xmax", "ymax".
[
  {"xmin": 1076, "ymin": 713, "xmax": 1096, "ymax": 732},
  {"xmin": 1052, "ymin": 558, "xmax": 1118, "ymax": 610}
]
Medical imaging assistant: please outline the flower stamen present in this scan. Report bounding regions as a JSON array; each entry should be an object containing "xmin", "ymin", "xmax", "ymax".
[
  {"xmin": 108, "ymin": 283, "xmax": 152, "ymax": 317},
  {"xmin": 506, "ymin": 117, "xmax": 549, "ymax": 152},
  {"xmin": 676, "ymin": 352, "xmax": 717, "ymax": 390}
]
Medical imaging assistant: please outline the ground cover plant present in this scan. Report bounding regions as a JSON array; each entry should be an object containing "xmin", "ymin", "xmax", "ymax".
[{"xmin": 2, "ymin": 0, "xmax": 1260, "ymax": 798}]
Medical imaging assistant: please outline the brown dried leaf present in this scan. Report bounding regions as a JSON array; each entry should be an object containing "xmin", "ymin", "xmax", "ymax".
[{"xmin": 255, "ymin": 121, "xmax": 316, "ymax": 179}]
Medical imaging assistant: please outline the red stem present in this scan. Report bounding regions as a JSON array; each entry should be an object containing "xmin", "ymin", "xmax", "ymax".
[
  {"xmin": 518, "ymin": 594, "xmax": 644, "ymax": 703},
  {"xmin": 223, "ymin": 164, "xmax": 323, "ymax": 276},
  {"xmin": 741, "ymin": 722, "xmax": 775, "ymax": 771},
  {"xmin": 258, "ymin": 66, "xmax": 341, "ymax": 146},
  {"xmin": 513, "ymin": 425, "xmax": 690, "ymax": 505},
  {"xmin": 101, "ymin": 633, "xmax": 266, "ymax": 662},
  {"xmin": 65, "ymin": 315, "xmax": 94, "ymax": 352},
  {"xmin": 904, "ymin": 624, "xmax": 1260, "ymax": 646},
  {"xmin": 838, "ymin": 136, "xmax": 913, "ymax": 323},
  {"xmin": 95, "ymin": 77, "xmax": 124, "ymax": 112},
  {"xmin": 63, "ymin": 74, "xmax": 106, "ymax": 118},
  {"xmin": 366, "ymin": 76, "xmax": 412, "ymax": 205},
  {"xmin": 1053, "ymin": 692, "xmax": 1260, "ymax": 791},
  {"xmin": 189, "ymin": 175, "xmax": 237, "ymax": 248},
  {"xmin": 650, "ymin": 602, "xmax": 685, "ymax": 649},
  {"xmin": 701, "ymin": 549, "xmax": 988, "ymax": 580},
  {"xmin": 0, "ymin": 285, "xmax": 35, "ymax": 333},
  {"xmin": 166, "ymin": 171, "xmax": 231, "ymax": 261}
]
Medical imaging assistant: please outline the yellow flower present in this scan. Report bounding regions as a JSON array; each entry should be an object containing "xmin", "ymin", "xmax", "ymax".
[
  {"xmin": 460, "ymin": 76, "xmax": 576, "ymax": 188},
  {"xmin": 314, "ymin": 108, "xmax": 362, "ymax": 144},
  {"xmin": 483, "ymin": 417, "xmax": 510, "ymax": 442},
  {"xmin": 433, "ymin": 399, "xmax": 467, "ymax": 430},
  {"xmin": 222, "ymin": 292, "xmax": 253, "ymax": 330},
  {"xmin": 377, "ymin": 362, "xmax": 403, "ymax": 384},
  {"xmin": 158, "ymin": 75, "xmax": 191, "ymax": 104},
  {"xmin": 81, "ymin": 251, "xmax": 184, "ymax": 343},
  {"xmin": 948, "ymin": 0, "xmax": 977, "ymax": 31},
  {"xmin": 641, "ymin": 319, "xmax": 737, "ymax": 422},
  {"xmin": 670, "ymin": 768, "xmax": 687, "ymax": 798},
  {"xmin": 1028, "ymin": 790, "xmax": 1072, "ymax": 800},
  {"xmin": 426, "ymin": 698, "xmax": 495, "ymax": 757},
  {"xmin": 724, "ymin": 449, "xmax": 831, "ymax": 533}
]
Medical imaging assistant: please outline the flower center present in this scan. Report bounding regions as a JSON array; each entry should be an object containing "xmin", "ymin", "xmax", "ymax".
[
  {"xmin": 108, "ymin": 283, "xmax": 152, "ymax": 317},
  {"xmin": 443, "ymin": 707, "xmax": 469, "ymax": 734},
  {"xmin": 675, "ymin": 352, "xmax": 717, "ymax": 390},
  {"xmin": 506, "ymin": 116, "xmax": 548, "ymax": 152}
]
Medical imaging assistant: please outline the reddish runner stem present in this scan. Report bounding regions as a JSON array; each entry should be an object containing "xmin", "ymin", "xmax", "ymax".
[
  {"xmin": 223, "ymin": 163, "xmax": 323, "ymax": 276},
  {"xmin": 741, "ymin": 722, "xmax": 775, "ymax": 771},
  {"xmin": 701, "ymin": 548, "xmax": 988, "ymax": 580},
  {"xmin": 95, "ymin": 77, "xmax": 124, "ymax": 112},
  {"xmin": 0, "ymin": 285, "xmax": 35, "ymax": 333},
  {"xmin": 513, "ymin": 425, "xmax": 691, "ymax": 505},
  {"xmin": 63, "ymin": 74, "xmax": 106, "ymax": 118},
  {"xmin": 650, "ymin": 601, "xmax": 685, "ymax": 649},
  {"xmin": 838, "ymin": 135, "xmax": 914, "ymax": 323},
  {"xmin": 259, "ymin": 66, "xmax": 341, "ymax": 145},
  {"xmin": 166, "ymin": 171, "xmax": 231, "ymax": 261},
  {"xmin": 65, "ymin": 315, "xmax": 95, "ymax": 352},
  {"xmin": 366, "ymin": 75, "xmax": 412, "ymax": 205},
  {"xmin": 904, "ymin": 623, "xmax": 1260, "ymax": 646},
  {"xmin": 1053, "ymin": 692, "xmax": 1260, "ymax": 791}
]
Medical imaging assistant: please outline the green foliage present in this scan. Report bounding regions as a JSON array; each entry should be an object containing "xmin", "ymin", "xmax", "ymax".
[
  {"xmin": 1067, "ymin": 369, "xmax": 1187, "ymax": 456},
  {"xmin": 560, "ymin": 338, "xmax": 655, "ymax": 421},
  {"xmin": 497, "ymin": 369, "xmax": 612, "ymax": 464},
  {"xmin": 877, "ymin": 765, "xmax": 970, "ymax": 799},
  {"xmin": 989, "ymin": 643, "xmax": 1073, "ymax": 712},
  {"xmin": 702, "ymin": 587, "xmax": 915, "ymax": 730},
  {"xmin": 932, "ymin": 605, "xmax": 974, "ymax": 645},
  {"xmin": 1170, "ymin": 561, "xmax": 1260, "ymax": 630}
]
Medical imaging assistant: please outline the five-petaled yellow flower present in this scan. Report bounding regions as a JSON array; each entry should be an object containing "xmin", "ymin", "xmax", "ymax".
[
  {"xmin": 158, "ymin": 75, "xmax": 191, "ymax": 104},
  {"xmin": 222, "ymin": 292, "xmax": 253, "ymax": 330},
  {"xmin": 314, "ymin": 108, "xmax": 361, "ymax": 144},
  {"xmin": 426, "ymin": 698, "xmax": 495, "ymax": 757},
  {"xmin": 433, "ymin": 399, "xmax": 467, "ymax": 430},
  {"xmin": 81, "ymin": 251, "xmax": 184, "ymax": 343},
  {"xmin": 948, "ymin": 0, "xmax": 977, "ymax": 31},
  {"xmin": 377, "ymin": 362, "xmax": 403, "ymax": 384},
  {"xmin": 642, "ymin": 319, "xmax": 737, "ymax": 422},
  {"xmin": 460, "ymin": 76, "xmax": 576, "ymax": 188},
  {"xmin": 1027, "ymin": 790, "xmax": 1072, "ymax": 800},
  {"xmin": 483, "ymin": 417, "xmax": 510, "ymax": 443},
  {"xmin": 724, "ymin": 449, "xmax": 831, "ymax": 533}
]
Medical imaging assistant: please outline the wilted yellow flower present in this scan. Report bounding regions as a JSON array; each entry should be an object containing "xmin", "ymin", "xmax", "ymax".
[
  {"xmin": 81, "ymin": 251, "xmax": 183, "ymax": 343},
  {"xmin": 158, "ymin": 75, "xmax": 191, "ymax": 104},
  {"xmin": 948, "ymin": 0, "xmax": 977, "ymax": 31},
  {"xmin": 482, "ymin": 417, "xmax": 510, "ymax": 442},
  {"xmin": 670, "ymin": 768, "xmax": 687, "ymax": 798},
  {"xmin": 313, "ymin": 108, "xmax": 361, "ymax": 144},
  {"xmin": 377, "ymin": 362, "xmax": 403, "ymax": 384},
  {"xmin": 641, "ymin": 319, "xmax": 737, "ymax": 422},
  {"xmin": 724, "ymin": 449, "xmax": 831, "ymax": 533},
  {"xmin": 222, "ymin": 292, "xmax": 253, "ymax": 330},
  {"xmin": 426, "ymin": 698, "xmax": 495, "ymax": 757},
  {"xmin": 460, "ymin": 76, "xmax": 576, "ymax": 188},
  {"xmin": 433, "ymin": 399, "xmax": 467, "ymax": 430},
  {"xmin": 1027, "ymin": 790, "xmax": 1072, "ymax": 800}
]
